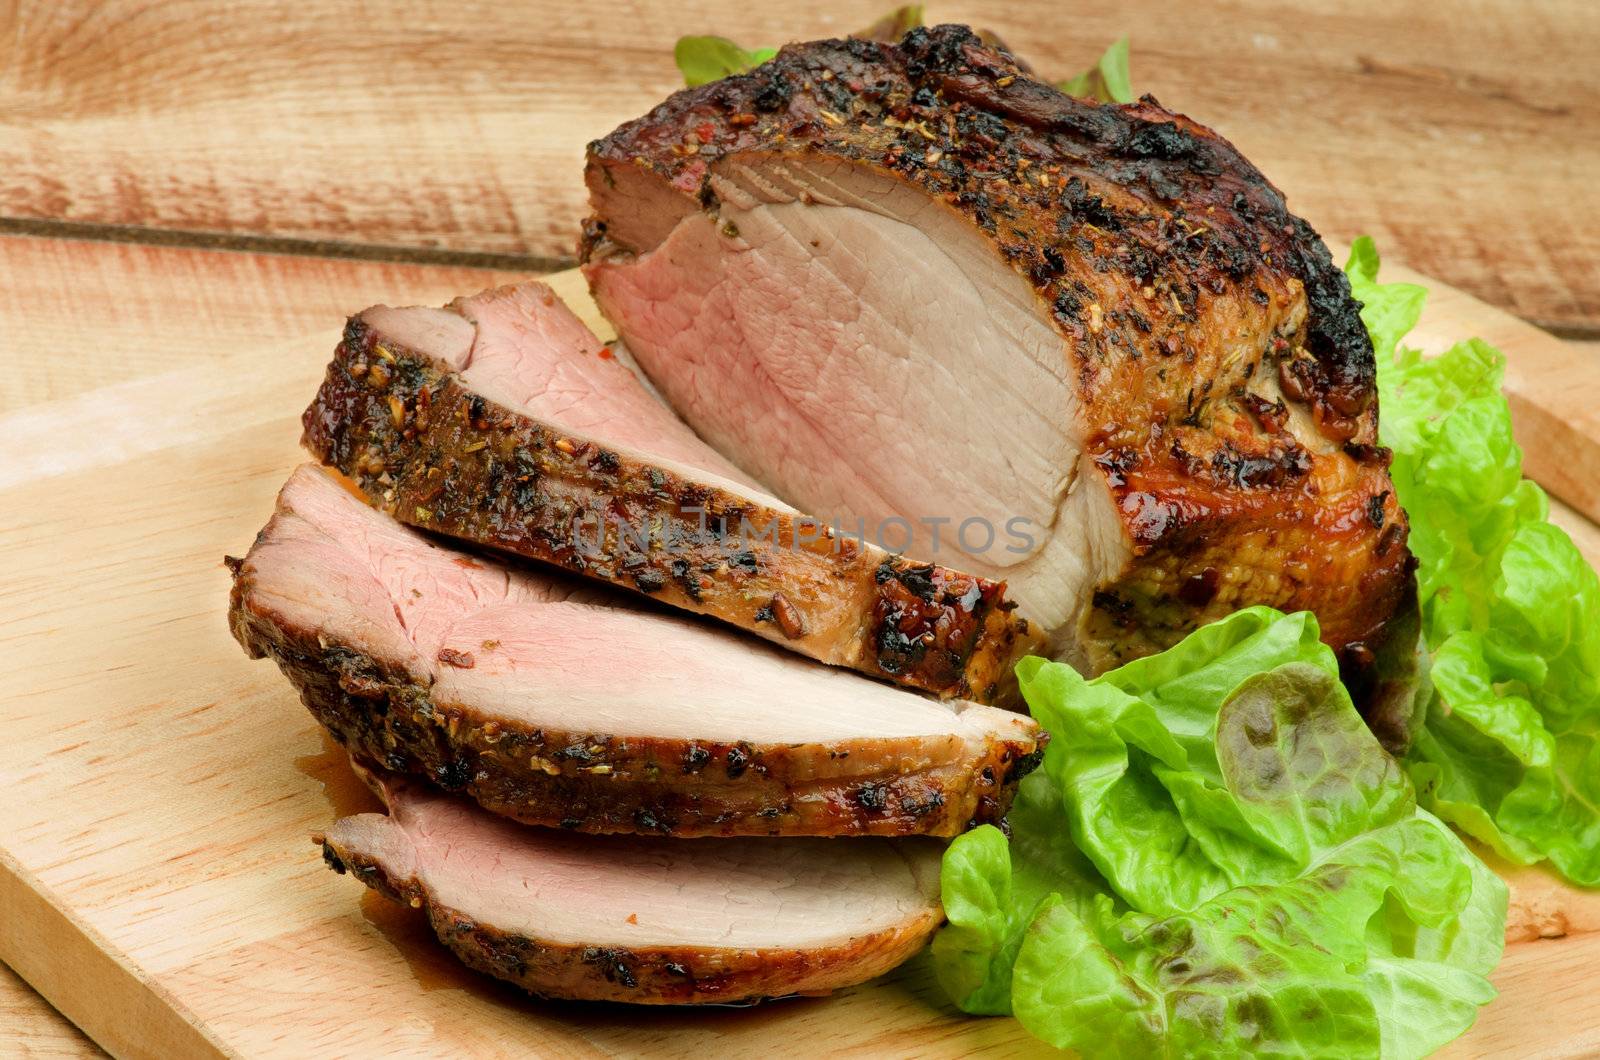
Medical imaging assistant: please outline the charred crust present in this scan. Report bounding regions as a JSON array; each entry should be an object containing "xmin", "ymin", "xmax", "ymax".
[
  {"xmin": 1092, "ymin": 447, "xmax": 1139, "ymax": 488},
  {"xmin": 320, "ymin": 841, "xmax": 347, "ymax": 874},
  {"xmin": 581, "ymin": 947, "xmax": 639, "ymax": 989},
  {"xmin": 1003, "ymin": 746, "xmax": 1044, "ymax": 784},
  {"xmin": 853, "ymin": 783, "xmax": 889, "ymax": 811},
  {"xmin": 682, "ymin": 744, "xmax": 711, "ymax": 773},
  {"xmin": 435, "ymin": 757, "xmax": 472, "ymax": 791},
  {"xmin": 1092, "ymin": 589, "xmax": 1133, "ymax": 618},
  {"xmin": 1288, "ymin": 215, "xmax": 1377, "ymax": 409},
  {"xmin": 1367, "ymin": 491, "xmax": 1389, "ymax": 529},
  {"xmin": 633, "ymin": 807, "xmax": 674, "ymax": 833},
  {"xmin": 869, "ymin": 557, "xmax": 1027, "ymax": 697},
  {"xmin": 1208, "ymin": 441, "xmax": 1312, "ymax": 490}
]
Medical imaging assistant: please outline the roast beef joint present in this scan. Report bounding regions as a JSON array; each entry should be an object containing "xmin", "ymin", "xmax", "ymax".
[
  {"xmin": 226, "ymin": 22, "xmax": 1422, "ymax": 1010},
  {"xmin": 582, "ymin": 24, "xmax": 1414, "ymax": 682}
]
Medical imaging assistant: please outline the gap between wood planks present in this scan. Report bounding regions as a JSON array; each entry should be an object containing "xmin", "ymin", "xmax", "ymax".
[
  {"xmin": 0, "ymin": 216, "xmax": 572, "ymax": 276},
  {"xmin": 7, "ymin": 214, "xmax": 1600, "ymax": 343}
]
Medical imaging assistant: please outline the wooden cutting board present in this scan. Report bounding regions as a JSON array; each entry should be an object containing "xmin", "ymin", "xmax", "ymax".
[{"xmin": 3, "ymin": 231, "xmax": 1599, "ymax": 1058}]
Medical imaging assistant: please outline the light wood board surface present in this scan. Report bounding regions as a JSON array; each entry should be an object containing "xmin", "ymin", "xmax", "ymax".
[
  {"xmin": 1, "ymin": 230, "xmax": 1599, "ymax": 1057},
  {"xmin": 2, "ymin": 1, "xmax": 1598, "ymax": 333},
  {"xmin": 0, "ymin": 962, "xmax": 103, "ymax": 1059}
]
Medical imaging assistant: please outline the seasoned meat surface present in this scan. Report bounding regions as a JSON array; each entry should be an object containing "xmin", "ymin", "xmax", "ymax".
[
  {"xmin": 231, "ymin": 465, "xmax": 1040, "ymax": 837},
  {"xmin": 302, "ymin": 280, "xmax": 1041, "ymax": 704},
  {"xmin": 583, "ymin": 24, "xmax": 1415, "ymax": 680},
  {"xmin": 320, "ymin": 767, "xmax": 944, "ymax": 1003}
]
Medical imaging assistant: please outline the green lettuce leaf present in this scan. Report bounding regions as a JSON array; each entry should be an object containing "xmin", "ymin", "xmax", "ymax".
[
  {"xmin": 1347, "ymin": 237, "xmax": 1600, "ymax": 885},
  {"xmin": 932, "ymin": 769, "xmax": 1110, "ymax": 1014},
  {"xmin": 674, "ymin": 36, "xmax": 778, "ymax": 87},
  {"xmin": 854, "ymin": 5, "xmax": 925, "ymax": 42},
  {"xmin": 1025, "ymin": 608, "xmax": 1355, "ymax": 912},
  {"xmin": 933, "ymin": 611, "xmax": 1505, "ymax": 1058},
  {"xmin": 674, "ymin": 7, "xmax": 926, "ymax": 87},
  {"xmin": 1057, "ymin": 37, "xmax": 1134, "ymax": 103}
]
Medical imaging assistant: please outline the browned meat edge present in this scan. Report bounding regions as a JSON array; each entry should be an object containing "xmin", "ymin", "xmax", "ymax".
[
  {"xmin": 301, "ymin": 315, "xmax": 1041, "ymax": 706},
  {"xmin": 315, "ymin": 837, "xmax": 941, "ymax": 1004},
  {"xmin": 230, "ymin": 573, "xmax": 1041, "ymax": 838}
]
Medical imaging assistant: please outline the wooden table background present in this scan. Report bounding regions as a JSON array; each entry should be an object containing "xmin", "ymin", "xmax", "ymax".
[{"xmin": 2, "ymin": 1, "xmax": 1598, "ymax": 1054}]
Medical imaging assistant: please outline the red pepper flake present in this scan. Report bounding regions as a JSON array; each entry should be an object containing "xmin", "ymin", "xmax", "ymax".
[
  {"xmin": 695, "ymin": 121, "xmax": 715, "ymax": 144},
  {"xmin": 626, "ymin": 913, "xmax": 639, "ymax": 925},
  {"xmin": 597, "ymin": 347, "xmax": 614, "ymax": 360},
  {"xmin": 437, "ymin": 648, "xmax": 476, "ymax": 669}
]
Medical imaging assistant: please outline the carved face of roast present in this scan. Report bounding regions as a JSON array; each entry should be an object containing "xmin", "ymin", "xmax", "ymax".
[{"xmin": 589, "ymin": 156, "xmax": 1127, "ymax": 663}]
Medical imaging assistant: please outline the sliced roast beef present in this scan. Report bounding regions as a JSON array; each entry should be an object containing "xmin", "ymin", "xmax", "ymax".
[
  {"xmin": 320, "ymin": 767, "xmax": 943, "ymax": 1003},
  {"xmin": 230, "ymin": 465, "xmax": 1040, "ymax": 837},
  {"xmin": 581, "ymin": 25, "xmax": 1416, "ymax": 685},
  {"xmin": 302, "ymin": 280, "xmax": 1040, "ymax": 705}
]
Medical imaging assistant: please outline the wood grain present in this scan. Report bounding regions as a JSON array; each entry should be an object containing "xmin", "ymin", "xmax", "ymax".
[
  {"xmin": 1439, "ymin": 933, "xmax": 1600, "ymax": 1060},
  {"xmin": 2, "ymin": 1, "xmax": 1597, "ymax": 331},
  {"xmin": 0, "ymin": 233, "xmax": 526, "ymax": 416},
  {"xmin": 1, "ymin": 231, "xmax": 1598, "ymax": 1055},
  {"xmin": 0, "ymin": 963, "xmax": 103, "ymax": 1059}
]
